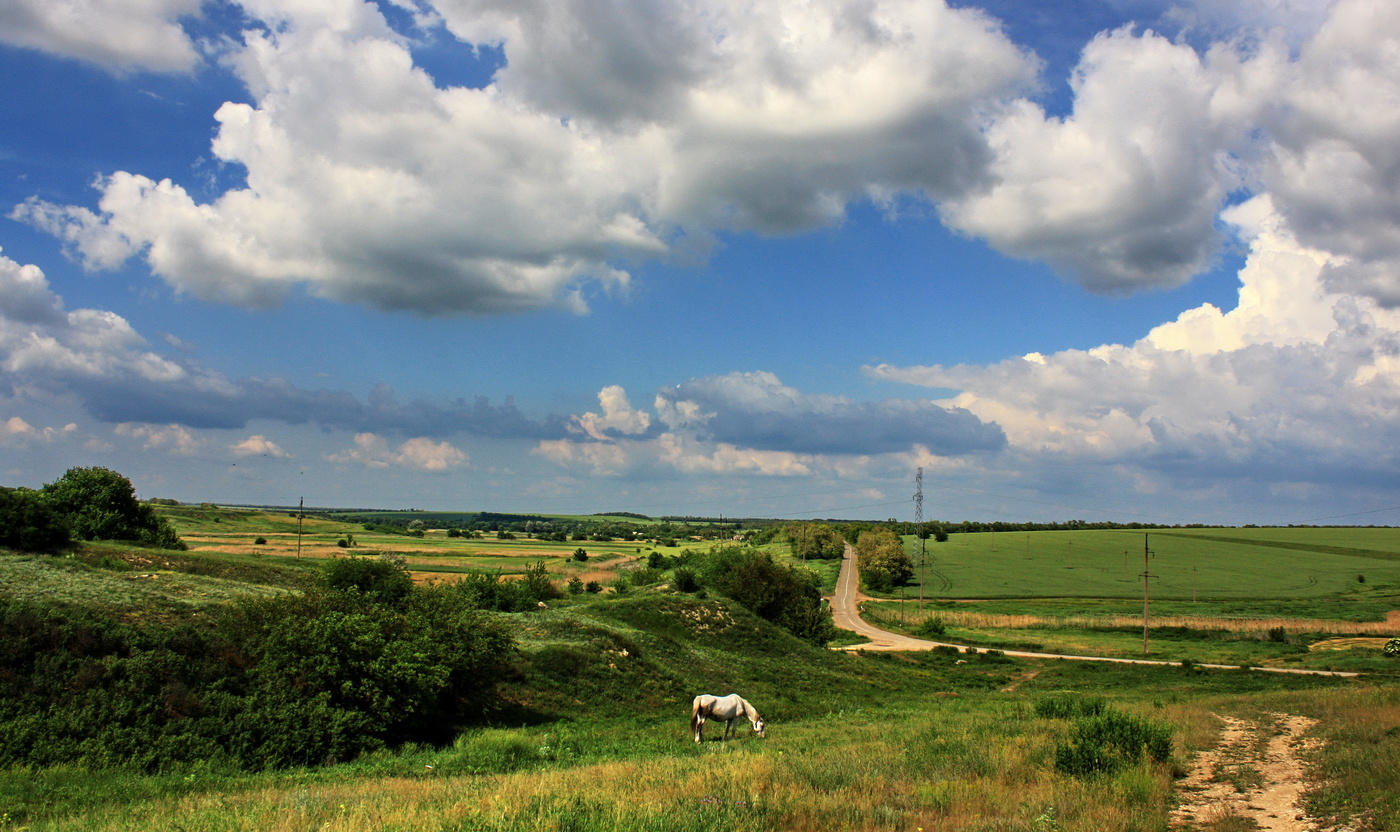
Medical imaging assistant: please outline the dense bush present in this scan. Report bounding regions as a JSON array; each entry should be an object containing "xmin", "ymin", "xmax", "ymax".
[
  {"xmin": 0, "ymin": 486, "xmax": 71, "ymax": 553},
  {"xmin": 698, "ymin": 546, "xmax": 836, "ymax": 646},
  {"xmin": 322, "ymin": 556, "xmax": 413, "ymax": 605},
  {"xmin": 1053, "ymin": 709, "xmax": 1173, "ymax": 776},
  {"xmin": 672, "ymin": 566, "xmax": 701, "ymax": 593},
  {"xmin": 453, "ymin": 562, "xmax": 561, "ymax": 612},
  {"xmin": 0, "ymin": 562, "xmax": 515, "ymax": 772},
  {"xmin": 38, "ymin": 467, "xmax": 185, "ymax": 550},
  {"xmin": 914, "ymin": 615, "xmax": 947, "ymax": 638},
  {"xmin": 1385, "ymin": 638, "xmax": 1400, "ymax": 658}
]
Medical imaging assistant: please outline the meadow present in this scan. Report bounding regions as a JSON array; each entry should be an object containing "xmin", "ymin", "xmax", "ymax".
[
  {"xmin": 158, "ymin": 505, "xmax": 712, "ymax": 594},
  {"xmin": 2, "ymin": 512, "xmax": 1398, "ymax": 831}
]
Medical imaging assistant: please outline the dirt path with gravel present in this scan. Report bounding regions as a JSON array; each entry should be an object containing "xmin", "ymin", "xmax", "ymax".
[{"xmin": 1170, "ymin": 713, "xmax": 1328, "ymax": 831}]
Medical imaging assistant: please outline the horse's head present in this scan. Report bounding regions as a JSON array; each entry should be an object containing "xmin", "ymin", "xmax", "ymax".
[{"xmin": 753, "ymin": 718, "xmax": 765, "ymax": 738}]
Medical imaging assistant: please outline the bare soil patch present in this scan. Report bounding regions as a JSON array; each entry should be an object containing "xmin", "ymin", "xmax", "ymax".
[{"xmin": 1171, "ymin": 712, "xmax": 1333, "ymax": 832}]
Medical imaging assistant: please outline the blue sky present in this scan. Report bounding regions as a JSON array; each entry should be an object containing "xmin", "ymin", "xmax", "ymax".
[{"xmin": 2, "ymin": 0, "xmax": 1398, "ymax": 525}]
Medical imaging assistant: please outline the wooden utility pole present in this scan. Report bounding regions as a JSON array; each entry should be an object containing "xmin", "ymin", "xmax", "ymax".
[
  {"xmin": 914, "ymin": 468, "xmax": 925, "ymax": 608},
  {"xmin": 1141, "ymin": 533, "xmax": 1154, "ymax": 655}
]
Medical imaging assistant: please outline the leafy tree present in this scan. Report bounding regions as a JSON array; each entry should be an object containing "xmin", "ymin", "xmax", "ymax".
[
  {"xmin": 572, "ymin": 547, "xmax": 589, "ymax": 562},
  {"xmin": 39, "ymin": 467, "xmax": 185, "ymax": 549},
  {"xmin": 856, "ymin": 528, "xmax": 913, "ymax": 592},
  {"xmin": 0, "ymin": 487, "xmax": 71, "ymax": 553},
  {"xmin": 785, "ymin": 522, "xmax": 845, "ymax": 559}
]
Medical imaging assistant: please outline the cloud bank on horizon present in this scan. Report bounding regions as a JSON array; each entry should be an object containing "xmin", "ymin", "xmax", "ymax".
[{"xmin": 2, "ymin": 0, "xmax": 1398, "ymax": 523}]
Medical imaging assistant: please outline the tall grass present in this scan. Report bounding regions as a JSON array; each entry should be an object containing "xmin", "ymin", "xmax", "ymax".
[{"xmin": 34, "ymin": 697, "xmax": 1185, "ymax": 832}]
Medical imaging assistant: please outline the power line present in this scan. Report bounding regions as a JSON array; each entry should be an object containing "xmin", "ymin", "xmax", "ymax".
[{"xmin": 1299, "ymin": 504, "xmax": 1400, "ymax": 523}]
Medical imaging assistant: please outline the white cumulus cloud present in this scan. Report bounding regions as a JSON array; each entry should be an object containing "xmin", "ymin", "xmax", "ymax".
[
  {"xmin": 231, "ymin": 434, "xmax": 290, "ymax": 458},
  {"xmin": 14, "ymin": 0, "xmax": 1036, "ymax": 315},
  {"xmin": 0, "ymin": 0, "xmax": 202, "ymax": 73},
  {"xmin": 868, "ymin": 197, "xmax": 1400, "ymax": 499},
  {"xmin": 328, "ymin": 433, "xmax": 468, "ymax": 471},
  {"xmin": 115, "ymin": 423, "xmax": 200, "ymax": 455}
]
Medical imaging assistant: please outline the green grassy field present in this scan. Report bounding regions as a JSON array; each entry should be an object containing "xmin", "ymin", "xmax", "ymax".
[
  {"xmin": 899, "ymin": 527, "xmax": 1400, "ymax": 601},
  {"xmin": 4, "ymin": 515, "xmax": 1400, "ymax": 830}
]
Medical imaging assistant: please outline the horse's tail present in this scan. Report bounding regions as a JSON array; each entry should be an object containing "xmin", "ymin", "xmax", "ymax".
[{"xmin": 690, "ymin": 697, "xmax": 702, "ymax": 735}]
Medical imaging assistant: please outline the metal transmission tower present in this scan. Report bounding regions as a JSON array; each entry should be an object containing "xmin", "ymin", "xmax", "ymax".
[{"xmin": 914, "ymin": 467, "xmax": 926, "ymax": 607}]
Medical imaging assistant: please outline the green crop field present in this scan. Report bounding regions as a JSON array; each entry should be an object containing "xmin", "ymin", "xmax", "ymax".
[{"xmin": 899, "ymin": 527, "xmax": 1400, "ymax": 601}]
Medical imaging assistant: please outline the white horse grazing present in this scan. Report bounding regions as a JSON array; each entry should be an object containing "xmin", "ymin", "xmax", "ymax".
[{"xmin": 691, "ymin": 693, "xmax": 765, "ymax": 743}]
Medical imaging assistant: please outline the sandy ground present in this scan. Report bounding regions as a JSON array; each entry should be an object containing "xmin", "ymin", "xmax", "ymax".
[{"xmin": 1170, "ymin": 713, "xmax": 1336, "ymax": 832}]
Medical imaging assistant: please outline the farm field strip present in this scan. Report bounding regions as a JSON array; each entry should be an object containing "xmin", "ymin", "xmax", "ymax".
[
  {"xmin": 885, "ymin": 607, "xmax": 1400, "ymax": 636},
  {"xmin": 900, "ymin": 528, "xmax": 1400, "ymax": 600}
]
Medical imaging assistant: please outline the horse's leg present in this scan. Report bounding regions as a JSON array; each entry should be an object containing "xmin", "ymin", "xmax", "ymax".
[{"xmin": 694, "ymin": 715, "xmax": 705, "ymax": 743}]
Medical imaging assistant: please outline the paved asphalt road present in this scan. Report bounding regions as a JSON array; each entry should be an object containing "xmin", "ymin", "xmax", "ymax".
[{"xmin": 826, "ymin": 543, "xmax": 1358, "ymax": 678}]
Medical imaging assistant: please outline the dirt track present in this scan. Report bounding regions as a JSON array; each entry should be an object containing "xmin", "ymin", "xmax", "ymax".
[{"xmin": 1170, "ymin": 713, "xmax": 1328, "ymax": 831}]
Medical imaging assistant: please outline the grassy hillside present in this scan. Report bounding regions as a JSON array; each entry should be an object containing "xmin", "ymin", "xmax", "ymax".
[{"xmin": 3, "ymin": 515, "xmax": 1399, "ymax": 830}]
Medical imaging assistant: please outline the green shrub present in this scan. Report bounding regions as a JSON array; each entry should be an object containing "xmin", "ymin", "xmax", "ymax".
[
  {"xmin": 1054, "ymin": 710, "xmax": 1172, "ymax": 777},
  {"xmin": 1035, "ymin": 693, "xmax": 1107, "ymax": 720},
  {"xmin": 699, "ymin": 546, "xmax": 836, "ymax": 646},
  {"xmin": 1384, "ymin": 638, "xmax": 1400, "ymax": 658},
  {"xmin": 672, "ymin": 567, "xmax": 701, "ymax": 593},
  {"xmin": 0, "ymin": 487, "xmax": 70, "ymax": 553},
  {"xmin": 0, "ymin": 578, "xmax": 516, "ymax": 772},
  {"xmin": 915, "ymin": 615, "xmax": 946, "ymax": 637},
  {"xmin": 253, "ymin": 536, "xmax": 267, "ymax": 545},
  {"xmin": 322, "ymin": 557, "xmax": 413, "ymax": 605},
  {"xmin": 573, "ymin": 548, "xmax": 589, "ymax": 562}
]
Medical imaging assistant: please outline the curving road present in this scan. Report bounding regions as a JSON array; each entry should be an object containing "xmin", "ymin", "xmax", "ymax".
[{"xmin": 827, "ymin": 543, "xmax": 1359, "ymax": 678}]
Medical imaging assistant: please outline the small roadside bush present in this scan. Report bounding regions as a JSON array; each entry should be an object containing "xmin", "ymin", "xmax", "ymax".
[{"xmin": 915, "ymin": 615, "xmax": 946, "ymax": 638}]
